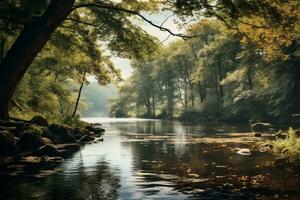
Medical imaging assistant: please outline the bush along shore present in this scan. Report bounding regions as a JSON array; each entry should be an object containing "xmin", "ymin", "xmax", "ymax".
[
  {"xmin": 250, "ymin": 122, "xmax": 300, "ymax": 162},
  {"xmin": 0, "ymin": 116, "xmax": 105, "ymax": 177}
]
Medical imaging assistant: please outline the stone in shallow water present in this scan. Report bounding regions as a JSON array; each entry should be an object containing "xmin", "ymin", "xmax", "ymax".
[
  {"xmin": 236, "ymin": 148, "xmax": 251, "ymax": 156},
  {"xmin": 251, "ymin": 122, "xmax": 274, "ymax": 133}
]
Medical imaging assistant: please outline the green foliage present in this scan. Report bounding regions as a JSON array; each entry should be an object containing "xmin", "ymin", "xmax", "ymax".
[
  {"xmin": 272, "ymin": 128, "xmax": 300, "ymax": 160},
  {"xmin": 1, "ymin": 0, "xmax": 166, "ymax": 122},
  {"xmin": 61, "ymin": 115, "xmax": 89, "ymax": 128},
  {"xmin": 110, "ymin": 18, "xmax": 300, "ymax": 123}
]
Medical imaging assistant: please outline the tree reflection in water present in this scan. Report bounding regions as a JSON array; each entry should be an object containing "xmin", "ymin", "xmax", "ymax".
[{"xmin": 0, "ymin": 159, "xmax": 120, "ymax": 200}]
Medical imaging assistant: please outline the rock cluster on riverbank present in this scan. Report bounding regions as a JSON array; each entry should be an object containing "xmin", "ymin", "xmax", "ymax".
[
  {"xmin": 0, "ymin": 116, "xmax": 104, "ymax": 176},
  {"xmin": 250, "ymin": 122, "xmax": 300, "ymax": 160}
]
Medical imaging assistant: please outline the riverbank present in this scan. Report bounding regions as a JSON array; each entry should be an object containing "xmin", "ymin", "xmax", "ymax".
[{"xmin": 0, "ymin": 116, "xmax": 105, "ymax": 177}]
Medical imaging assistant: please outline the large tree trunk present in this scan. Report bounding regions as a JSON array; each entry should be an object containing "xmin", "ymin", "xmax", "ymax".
[
  {"xmin": 190, "ymin": 84, "xmax": 194, "ymax": 108},
  {"xmin": 197, "ymin": 81, "xmax": 206, "ymax": 103},
  {"xmin": 0, "ymin": 0, "xmax": 75, "ymax": 120},
  {"xmin": 167, "ymin": 83, "xmax": 174, "ymax": 118},
  {"xmin": 184, "ymin": 81, "xmax": 188, "ymax": 110},
  {"xmin": 146, "ymin": 97, "xmax": 151, "ymax": 117},
  {"xmin": 151, "ymin": 95, "xmax": 156, "ymax": 117}
]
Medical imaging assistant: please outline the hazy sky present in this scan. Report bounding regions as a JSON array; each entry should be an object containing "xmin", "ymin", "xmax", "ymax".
[{"xmin": 111, "ymin": 11, "xmax": 182, "ymax": 79}]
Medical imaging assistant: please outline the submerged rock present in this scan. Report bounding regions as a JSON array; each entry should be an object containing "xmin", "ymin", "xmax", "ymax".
[
  {"xmin": 251, "ymin": 122, "xmax": 274, "ymax": 133},
  {"xmin": 237, "ymin": 148, "xmax": 252, "ymax": 156}
]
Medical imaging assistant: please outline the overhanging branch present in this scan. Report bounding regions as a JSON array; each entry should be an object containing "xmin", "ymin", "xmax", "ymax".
[
  {"xmin": 72, "ymin": 3, "xmax": 199, "ymax": 40},
  {"xmin": 65, "ymin": 18, "xmax": 99, "ymax": 27}
]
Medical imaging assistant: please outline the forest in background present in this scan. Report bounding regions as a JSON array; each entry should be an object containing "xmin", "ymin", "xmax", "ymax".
[{"xmin": 110, "ymin": 18, "xmax": 300, "ymax": 123}]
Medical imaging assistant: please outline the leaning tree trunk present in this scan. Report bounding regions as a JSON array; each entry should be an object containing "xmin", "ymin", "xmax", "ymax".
[
  {"xmin": 0, "ymin": 0, "xmax": 75, "ymax": 120},
  {"xmin": 72, "ymin": 71, "xmax": 87, "ymax": 118}
]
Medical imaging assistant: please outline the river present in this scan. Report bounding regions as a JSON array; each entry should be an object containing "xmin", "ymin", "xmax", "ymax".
[{"xmin": 1, "ymin": 118, "xmax": 300, "ymax": 200}]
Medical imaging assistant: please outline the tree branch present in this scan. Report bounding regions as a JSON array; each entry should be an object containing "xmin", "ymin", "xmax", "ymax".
[
  {"xmin": 72, "ymin": 3, "xmax": 199, "ymax": 40},
  {"xmin": 65, "ymin": 18, "xmax": 99, "ymax": 27}
]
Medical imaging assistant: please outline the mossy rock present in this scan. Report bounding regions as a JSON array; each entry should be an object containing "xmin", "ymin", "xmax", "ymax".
[
  {"xmin": 18, "ymin": 129, "xmax": 46, "ymax": 151},
  {"xmin": 41, "ymin": 127, "xmax": 55, "ymax": 143},
  {"xmin": 24, "ymin": 124, "xmax": 44, "ymax": 135},
  {"xmin": 48, "ymin": 124, "xmax": 76, "ymax": 144},
  {"xmin": 74, "ymin": 127, "xmax": 89, "ymax": 136}
]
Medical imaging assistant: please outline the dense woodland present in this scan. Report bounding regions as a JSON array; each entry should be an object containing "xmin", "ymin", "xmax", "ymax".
[
  {"xmin": 110, "ymin": 4, "xmax": 300, "ymax": 123},
  {"xmin": 0, "ymin": 0, "xmax": 299, "ymax": 124}
]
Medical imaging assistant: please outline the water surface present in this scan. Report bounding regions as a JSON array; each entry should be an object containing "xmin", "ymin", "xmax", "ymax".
[{"xmin": 1, "ymin": 118, "xmax": 300, "ymax": 200}]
